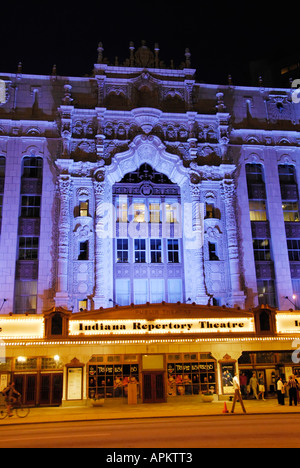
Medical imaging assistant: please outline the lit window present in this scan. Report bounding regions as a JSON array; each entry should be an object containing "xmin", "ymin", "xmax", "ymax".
[
  {"xmin": 133, "ymin": 200, "xmax": 146, "ymax": 223},
  {"xmin": 165, "ymin": 201, "xmax": 179, "ymax": 223},
  {"xmin": 249, "ymin": 201, "xmax": 267, "ymax": 221},
  {"xmin": 80, "ymin": 201, "xmax": 89, "ymax": 217},
  {"xmin": 116, "ymin": 196, "xmax": 128, "ymax": 223},
  {"xmin": 149, "ymin": 201, "xmax": 161, "ymax": 223},
  {"xmin": 78, "ymin": 299, "xmax": 88, "ymax": 311},
  {"xmin": 282, "ymin": 202, "xmax": 299, "ymax": 222}
]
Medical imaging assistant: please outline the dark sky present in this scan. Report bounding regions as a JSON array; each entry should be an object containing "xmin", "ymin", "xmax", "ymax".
[{"xmin": 0, "ymin": 1, "xmax": 299, "ymax": 86}]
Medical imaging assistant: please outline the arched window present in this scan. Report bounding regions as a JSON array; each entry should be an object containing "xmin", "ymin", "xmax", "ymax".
[{"xmin": 22, "ymin": 156, "xmax": 43, "ymax": 178}]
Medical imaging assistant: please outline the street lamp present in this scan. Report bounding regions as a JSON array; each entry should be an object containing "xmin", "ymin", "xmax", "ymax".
[{"xmin": 285, "ymin": 296, "xmax": 298, "ymax": 309}]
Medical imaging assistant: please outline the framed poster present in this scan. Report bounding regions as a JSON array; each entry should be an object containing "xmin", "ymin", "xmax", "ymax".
[
  {"xmin": 67, "ymin": 367, "xmax": 83, "ymax": 400},
  {"xmin": 220, "ymin": 362, "xmax": 236, "ymax": 395}
]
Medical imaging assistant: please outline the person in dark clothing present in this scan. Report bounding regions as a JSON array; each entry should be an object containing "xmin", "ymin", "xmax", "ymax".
[{"xmin": 287, "ymin": 375, "xmax": 298, "ymax": 406}]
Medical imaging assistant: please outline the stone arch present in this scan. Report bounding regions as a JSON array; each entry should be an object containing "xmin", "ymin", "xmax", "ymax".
[{"xmin": 105, "ymin": 135, "xmax": 189, "ymax": 188}]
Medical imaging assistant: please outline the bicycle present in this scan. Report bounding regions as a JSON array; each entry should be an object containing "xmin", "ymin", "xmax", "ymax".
[{"xmin": 0, "ymin": 399, "xmax": 30, "ymax": 420}]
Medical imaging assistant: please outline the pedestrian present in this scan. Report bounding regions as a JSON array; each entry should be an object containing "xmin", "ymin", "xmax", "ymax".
[
  {"xmin": 240, "ymin": 373, "xmax": 248, "ymax": 398},
  {"xmin": 258, "ymin": 373, "xmax": 266, "ymax": 401},
  {"xmin": 249, "ymin": 373, "xmax": 259, "ymax": 400},
  {"xmin": 287, "ymin": 375, "xmax": 299, "ymax": 406},
  {"xmin": 277, "ymin": 377, "xmax": 285, "ymax": 406},
  {"xmin": 231, "ymin": 373, "xmax": 246, "ymax": 414}
]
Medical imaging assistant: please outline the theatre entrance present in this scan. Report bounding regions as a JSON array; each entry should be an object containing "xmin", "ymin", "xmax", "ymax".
[
  {"xmin": 142, "ymin": 371, "xmax": 166, "ymax": 403},
  {"xmin": 142, "ymin": 354, "xmax": 166, "ymax": 403}
]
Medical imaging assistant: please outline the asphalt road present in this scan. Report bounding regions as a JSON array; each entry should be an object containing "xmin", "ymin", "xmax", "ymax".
[{"xmin": 0, "ymin": 415, "xmax": 299, "ymax": 449}]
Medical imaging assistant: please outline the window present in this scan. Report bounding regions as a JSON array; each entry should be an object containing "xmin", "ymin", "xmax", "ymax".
[
  {"xmin": 133, "ymin": 199, "xmax": 146, "ymax": 223},
  {"xmin": 165, "ymin": 201, "xmax": 179, "ymax": 223},
  {"xmin": 78, "ymin": 241, "xmax": 89, "ymax": 261},
  {"xmin": 282, "ymin": 202, "xmax": 299, "ymax": 222},
  {"xmin": 134, "ymin": 279, "xmax": 148, "ymax": 305},
  {"xmin": 88, "ymin": 362, "xmax": 139, "ymax": 399},
  {"xmin": 18, "ymin": 237, "xmax": 39, "ymax": 260},
  {"xmin": 278, "ymin": 164, "xmax": 296, "ymax": 184},
  {"xmin": 80, "ymin": 201, "xmax": 89, "ymax": 217},
  {"xmin": 149, "ymin": 201, "xmax": 161, "ymax": 223},
  {"xmin": 253, "ymin": 239, "xmax": 271, "ymax": 261},
  {"xmin": 257, "ymin": 280, "xmax": 277, "ymax": 307},
  {"xmin": 14, "ymin": 280, "xmax": 37, "ymax": 314},
  {"xmin": 134, "ymin": 239, "xmax": 146, "ymax": 263},
  {"xmin": 150, "ymin": 279, "xmax": 165, "ymax": 303},
  {"xmin": 116, "ymin": 239, "xmax": 129, "ymax": 263},
  {"xmin": 205, "ymin": 203, "xmax": 215, "ymax": 219},
  {"xmin": 115, "ymin": 279, "xmax": 130, "ymax": 306},
  {"xmin": 292, "ymin": 279, "xmax": 300, "ymax": 308},
  {"xmin": 150, "ymin": 239, "xmax": 162, "ymax": 263},
  {"xmin": 22, "ymin": 157, "xmax": 43, "ymax": 178},
  {"xmin": 249, "ymin": 201, "xmax": 267, "ymax": 221},
  {"xmin": 167, "ymin": 359, "xmax": 216, "ymax": 396},
  {"xmin": 20, "ymin": 196, "xmax": 41, "ymax": 218},
  {"xmin": 287, "ymin": 239, "xmax": 300, "ymax": 261},
  {"xmin": 116, "ymin": 196, "xmax": 128, "ymax": 223},
  {"xmin": 246, "ymin": 164, "xmax": 264, "ymax": 183},
  {"xmin": 0, "ymin": 157, "xmax": 6, "ymax": 178},
  {"xmin": 167, "ymin": 239, "xmax": 179, "ymax": 263},
  {"xmin": 168, "ymin": 279, "xmax": 183, "ymax": 303},
  {"xmin": 78, "ymin": 299, "xmax": 88, "ymax": 311},
  {"xmin": 209, "ymin": 242, "xmax": 219, "ymax": 261}
]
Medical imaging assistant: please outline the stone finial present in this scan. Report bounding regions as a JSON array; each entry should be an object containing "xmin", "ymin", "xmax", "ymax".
[
  {"xmin": 154, "ymin": 43, "xmax": 160, "ymax": 68},
  {"xmin": 129, "ymin": 42, "xmax": 135, "ymax": 67},
  {"xmin": 185, "ymin": 48, "xmax": 191, "ymax": 68},
  {"xmin": 62, "ymin": 84, "xmax": 73, "ymax": 105},
  {"xmin": 97, "ymin": 42, "xmax": 104, "ymax": 64}
]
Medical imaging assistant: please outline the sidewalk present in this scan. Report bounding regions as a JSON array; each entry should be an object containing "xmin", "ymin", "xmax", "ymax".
[{"xmin": 1, "ymin": 397, "xmax": 300, "ymax": 426}]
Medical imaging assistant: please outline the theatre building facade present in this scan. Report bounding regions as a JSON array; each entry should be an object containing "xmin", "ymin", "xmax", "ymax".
[{"xmin": 1, "ymin": 42, "xmax": 300, "ymax": 405}]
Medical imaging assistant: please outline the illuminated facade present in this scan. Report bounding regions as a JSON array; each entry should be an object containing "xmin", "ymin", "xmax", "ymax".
[{"xmin": 0, "ymin": 43, "xmax": 300, "ymax": 406}]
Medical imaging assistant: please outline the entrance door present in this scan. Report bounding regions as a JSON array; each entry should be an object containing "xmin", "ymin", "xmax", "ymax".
[
  {"xmin": 39, "ymin": 373, "xmax": 63, "ymax": 406},
  {"xmin": 14, "ymin": 374, "xmax": 37, "ymax": 406},
  {"xmin": 143, "ymin": 372, "xmax": 166, "ymax": 403}
]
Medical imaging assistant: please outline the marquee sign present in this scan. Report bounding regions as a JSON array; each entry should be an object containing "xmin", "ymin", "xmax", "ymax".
[
  {"xmin": 0, "ymin": 317, "xmax": 44, "ymax": 339},
  {"xmin": 276, "ymin": 314, "xmax": 300, "ymax": 334},
  {"xmin": 69, "ymin": 317, "xmax": 255, "ymax": 337}
]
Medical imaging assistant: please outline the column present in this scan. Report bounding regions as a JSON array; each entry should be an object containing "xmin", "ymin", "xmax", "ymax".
[
  {"xmin": 189, "ymin": 181, "xmax": 209, "ymax": 304},
  {"xmin": 93, "ymin": 175, "xmax": 107, "ymax": 309},
  {"xmin": 221, "ymin": 179, "xmax": 245, "ymax": 308},
  {"xmin": 55, "ymin": 174, "xmax": 72, "ymax": 308}
]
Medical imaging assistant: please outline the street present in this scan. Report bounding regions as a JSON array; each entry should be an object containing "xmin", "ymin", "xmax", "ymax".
[{"xmin": 0, "ymin": 414, "xmax": 299, "ymax": 448}]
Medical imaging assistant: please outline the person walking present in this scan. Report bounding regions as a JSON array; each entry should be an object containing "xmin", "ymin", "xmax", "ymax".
[
  {"xmin": 249, "ymin": 373, "xmax": 259, "ymax": 400},
  {"xmin": 258, "ymin": 373, "xmax": 266, "ymax": 401},
  {"xmin": 231, "ymin": 373, "xmax": 246, "ymax": 414},
  {"xmin": 277, "ymin": 377, "xmax": 285, "ymax": 406},
  {"xmin": 287, "ymin": 375, "xmax": 299, "ymax": 406}
]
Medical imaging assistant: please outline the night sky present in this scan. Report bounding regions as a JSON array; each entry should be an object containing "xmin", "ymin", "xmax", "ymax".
[{"xmin": 0, "ymin": 1, "xmax": 299, "ymax": 86}]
